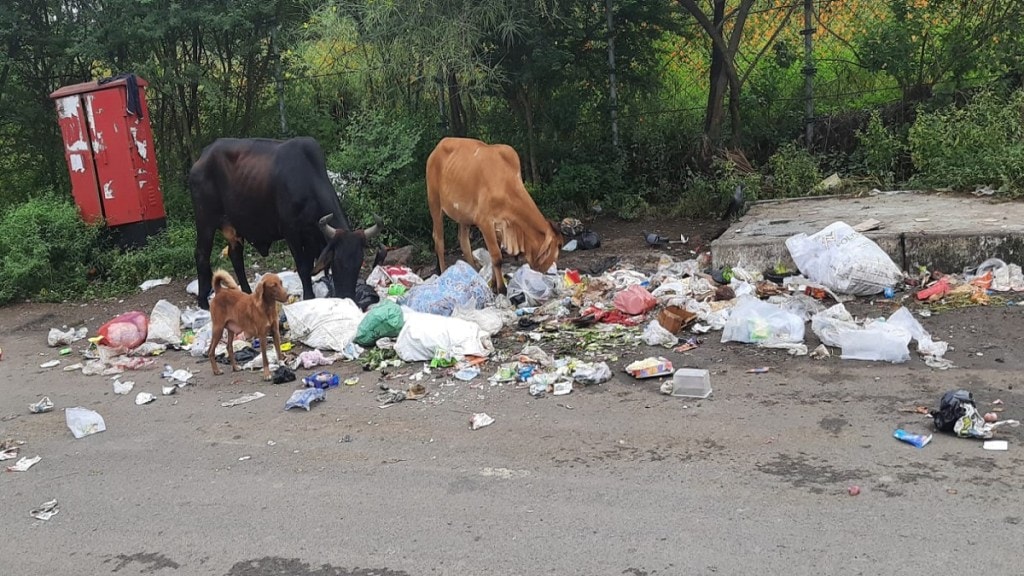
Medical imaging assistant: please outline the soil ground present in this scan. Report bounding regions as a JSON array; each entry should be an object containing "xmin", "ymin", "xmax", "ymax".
[{"xmin": 1, "ymin": 214, "xmax": 1022, "ymax": 576}]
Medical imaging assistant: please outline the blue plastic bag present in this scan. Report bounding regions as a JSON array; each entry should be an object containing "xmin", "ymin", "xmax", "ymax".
[
  {"xmin": 302, "ymin": 371, "xmax": 340, "ymax": 389},
  {"xmin": 401, "ymin": 260, "xmax": 493, "ymax": 316},
  {"xmin": 284, "ymin": 388, "xmax": 325, "ymax": 411}
]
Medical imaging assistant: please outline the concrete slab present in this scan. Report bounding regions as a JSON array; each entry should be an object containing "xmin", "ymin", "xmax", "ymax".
[{"xmin": 710, "ymin": 191, "xmax": 1024, "ymax": 274}]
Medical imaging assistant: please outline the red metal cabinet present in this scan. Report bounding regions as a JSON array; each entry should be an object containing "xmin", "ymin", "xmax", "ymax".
[{"xmin": 49, "ymin": 75, "xmax": 166, "ymax": 246}]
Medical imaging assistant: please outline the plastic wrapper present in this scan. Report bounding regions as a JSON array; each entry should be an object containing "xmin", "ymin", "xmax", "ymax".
[
  {"xmin": 642, "ymin": 319, "xmax": 678, "ymax": 348},
  {"xmin": 613, "ymin": 285, "xmax": 657, "ymax": 315},
  {"xmin": 47, "ymin": 326, "xmax": 87, "ymax": 347},
  {"xmin": 572, "ymin": 362, "xmax": 612, "ymax": 385},
  {"xmin": 285, "ymin": 388, "xmax": 326, "ymax": 411},
  {"xmin": 283, "ymin": 298, "xmax": 364, "ymax": 352},
  {"xmin": 402, "ymin": 260, "xmax": 494, "ymax": 316},
  {"xmin": 146, "ymin": 299, "xmax": 182, "ymax": 346},
  {"xmin": 507, "ymin": 264, "xmax": 556, "ymax": 307},
  {"xmin": 354, "ymin": 300, "xmax": 405, "ymax": 346},
  {"xmin": 394, "ymin": 308, "xmax": 494, "ymax": 361},
  {"xmin": 65, "ymin": 407, "xmax": 106, "ymax": 438}
]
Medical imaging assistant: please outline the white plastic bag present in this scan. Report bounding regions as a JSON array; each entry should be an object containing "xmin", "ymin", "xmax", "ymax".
[
  {"xmin": 451, "ymin": 305, "xmax": 512, "ymax": 336},
  {"xmin": 642, "ymin": 319, "xmax": 678, "ymax": 348},
  {"xmin": 721, "ymin": 296, "xmax": 805, "ymax": 345},
  {"xmin": 283, "ymin": 298, "xmax": 364, "ymax": 351},
  {"xmin": 65, "ymin": 407, "xmax": 106, "ymax": 439},
  {"xmin": 837, "ymin": 321, "xmax": 912, "ymax": 363},
  {"xmin": 810, "ymin": 304, "xmax": 859, "ymax": 347},
  {"xmin": 394, "ymin": 308, "xmax": 494, "ymax": 361},
  {"xmin": 146, "ymin": 299, "xmax": 182, "ymax": 346},
  {"xmin": 786, "ymin": 221, "xmax": 902, "ymax": 295},
  {"xmin": 507, "ymin": 264, "xmax": 556, "ymax": 306},
  {"xmin": 256, "ymin": 270, "xmax": 304, "ymax": 297}
]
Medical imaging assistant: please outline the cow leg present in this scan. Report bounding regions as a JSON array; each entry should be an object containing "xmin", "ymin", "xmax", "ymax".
[
  {"xmin": 479, "ymin": 225, "xmax": 507, "ymax": 294},
  {"xmin": 286, "ymin": 237, "xmax": 316, "ymax": 301},
  {"xmin": 223, "ymin": 226, "xmax": 252, "ymax": 294},
  {"xmin": 195, "ymin": 225, "xmax": 216, "ymax": 310},
  {"xmin": 458, "ymin": 223, "xmax": 476, "ymax": 269},
  {"xmin": 429, "ymin": 198, "xmax": 448, "ymax": 275}
]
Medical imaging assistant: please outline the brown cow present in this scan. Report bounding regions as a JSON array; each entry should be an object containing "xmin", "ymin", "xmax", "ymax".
[{"xmin": 426, "ymin": 137, "xmax": 563, "ymax": 294}]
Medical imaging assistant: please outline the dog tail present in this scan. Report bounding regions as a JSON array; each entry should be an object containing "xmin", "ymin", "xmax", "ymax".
[{"xmin": 211, "ymin": 269, "xmax": 239, "ymax": 294}]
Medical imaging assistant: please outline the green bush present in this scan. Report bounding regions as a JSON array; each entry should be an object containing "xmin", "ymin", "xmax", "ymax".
[
  {"xmin": 854, "ymin": 111, "xmax": 904, "ymax": 189},
  {"xmin": 672, "ymin": 160, "xmax": 762, "ymax": 219},
  {"xmin": 909, "ymin": 89, "xmax": 1024, "ymax": 194},
  {"xmin": 0, "ymin": 195, "xmax": 102, "ymax": 303},
  {"xmin": 765, "ymin": 142, "xmax": 822, "ymax": 198},
  {"xmin": 536, "ymin": 159, "xmax": 631, "ymax": 218},
  {"xmin": 98, "ymin": 219, "xmax": 197, "ymax": 292}
]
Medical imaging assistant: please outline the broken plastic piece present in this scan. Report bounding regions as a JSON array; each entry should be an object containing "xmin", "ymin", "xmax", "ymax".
[
  {"xmin": 285, "ymin": 388, "xmax": 325, "ymax": 411},
  {"xmin": 221, "ymin": 392, "xmax": 266, "ymax": 407},
  {"xmin": 30, "ymin": 499, "xmax": 59, "ymax": 521},
  {"xmin": 893, "ymin": 428, "xmax": 932, "ymax": 448},
  {"xmin": 29, "ymin": 397, "xmax": 54, "ymax": 414},
  {"xmin": 6, "ymin": 455, "xmax": 41, "ymax": 472},
  {"xmin": 470, "ymin": 413, "xmax": 495, "ymax": 430}
]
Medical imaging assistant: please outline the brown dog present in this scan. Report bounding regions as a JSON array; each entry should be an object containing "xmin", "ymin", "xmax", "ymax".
[{"xmin": 207, "ymin": 269, "xmax": 289, "ymax": 380}]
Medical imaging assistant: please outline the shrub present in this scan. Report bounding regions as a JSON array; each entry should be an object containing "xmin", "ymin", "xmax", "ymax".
[
  {"xmin": 0, "ymin": 195, "xmax": 102, "ymax": 303},
  {"xmin": 98, "ymin": 219, "xmax": 197, "ymax": 292},
  {"xmin": 855, "ymin": 111, "xmax": 904, "ymax": 189},
  {"xmin": 909, "ymin": 89, "xmax": 1024, "ymax": 194},
  {"xmin": 672, "ymin": 160, "xmax": 763, "ymax": 219},
  {"xmin": 765, "ymin": 142, "xmax": 821, "ymax": 198}
]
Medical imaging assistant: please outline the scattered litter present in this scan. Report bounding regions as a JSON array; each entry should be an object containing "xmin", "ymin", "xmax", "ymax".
[
  {"xmin": 470, "ymin": 413, "xmax": 495, "ymax": 430},
  {"xmin": 63, "ymin": 363, "xmax": 83, "ymax": 372},
  {"xmin": 0, "ymin": 447, "xmax": 18, "ymax": 460},
  {"xmin": 642, "ymin": 319, "xmax": 678, "ymax": 348},
  {"xmin": 135, "ymin": 392, "xmax": 156, "ymax": 405},
  {"xmin": 139, "ymin": 277, "xmax": 172, "ymax": 291},
  {"xmin": 847, "ymin": 485, "xmax": 861, "ymax": 496},
  {"xmin": 113, "ymin": 380, "xmax": 134, "ymax": 395},
  {"xmin": 238, "ymin": 455, "xmax": 251, "ymax": 461},
  {"xmin": 302, "ymin": 371, "xmax": 340, "ymax": 390},
  {"xmin": 29, "ymin": 499, "xmax": 59, "ymax": 521},
  {"xmin": 146, "ymin": 299, "xmax": 182, "ymax": 346},
  {"xmin": 786, "ymin": 221, "xmax": 902, "ymax": 295},
  {"xmin": 344, "ymin": 377, "xmax": 360, "ymax": 386},
  {"xmin": 572, "ymin": 362, "xmax": 612, "ymax": 385},
  {"xmin": 162, "ymin": 365, "xmax": 194, "ymax": 385},
  {"xmin": 659, "ymin": 381, "xmax": 674, "ymax": 395},
  {"xmin": 285, "ymin": 388, "xmax": 325, "ymax": 411},
  {"xmin": 674, "ymin": 338, "xmax": 700, "ymax": 353},
  {"xmin": 810, "ymin": 344, "xmax": 830, "ymax": 359},
  {"xmin": 161, "ymin": 385, "xmax": 176, "ymax": 396},
  {"xmin": 272, "ymin": 366, "xmax": 296, "ymax": 384},
  {"xmin": 47, "ymin": 326, "xmax": 87, "ymax": 347},
  {"xmin": 625, "ymin": 357, "xmax": 673, "ymax": 379},
  {"xmin": 993, "ymin": 399, "xmax": 1004, "ymax": 405},
  {"xmin": 39, "ymin": 360, "xmax": 60, "ymax": 369},
  {"xmin": 931, "ymin": 390, "xmax": 1021, "ymax": 439},
  {"xmin": 6, "ymin": 455, "xmax": 41, "ymax": 472},
  {"xmin": 454, "ymin": 367, "xmax": 481, "ymax": 381},
  {"xmin": 29, "ymin": 397, "xmax": 54, "ymax": 414},
  {"xmin": 65, "ymin": 407, "xmax": 106, "ymax": 438},
  {"xmin": 552, "ymin": 381, "xmax": 573, "ymax": 396},
  {"xmin": 893, "ymin": 429, "xmax": 932, "ymax": 448},
  {"xmin": 294, "ymin": 349, "xmax": 336, "ymax": 369},
  {"xmin": 746, "ymin": 367, "xmax": 770, "ymax": 374},
  {"xmin": 983, "ymin": 440, "xmax": 1009, "ymax": 451},
  {"xmin": 97, "ymin": 310, "xmax": 149, "ymax": 349},
  {"xmin": 221, "ymin": 392, "xmax": 266, "ymax": 408}
]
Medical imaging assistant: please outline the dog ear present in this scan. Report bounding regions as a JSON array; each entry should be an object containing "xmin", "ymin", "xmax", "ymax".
[{"xmin": 254, "ymin": 278, "xmax": 266, "ymax": 302}]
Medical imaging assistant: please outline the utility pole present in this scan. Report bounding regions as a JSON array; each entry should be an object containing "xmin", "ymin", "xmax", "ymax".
[
  {"xmin": 605, "ymin": 0, "xmax": 620, "ymax": 150},
  {"xmin": 801, "ymin": 0, "xmax": 815, "ymax": 149}
]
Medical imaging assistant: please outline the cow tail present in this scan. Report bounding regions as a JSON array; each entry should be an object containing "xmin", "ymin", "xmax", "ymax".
[{"xmin": 211, "ymin": 269, "xmax": 238, "ymax": 293}]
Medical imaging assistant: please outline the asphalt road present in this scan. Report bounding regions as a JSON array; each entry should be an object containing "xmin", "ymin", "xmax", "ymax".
[{"xmin": 1, "ymin": 292, "xmax": 1022, "ymax": 576}]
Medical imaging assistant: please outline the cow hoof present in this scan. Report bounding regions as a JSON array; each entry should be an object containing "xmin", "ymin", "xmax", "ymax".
[
  {"xmin": 231, "ymin": 365, "xmax": 242, "ymax": 373},
  {"xmin": 262, "ymin": 372, "xmax": 272, "ymax": 381},
  {"xmin": 212, "ymin": 368, "xmax": 223, "ymax": 376}
]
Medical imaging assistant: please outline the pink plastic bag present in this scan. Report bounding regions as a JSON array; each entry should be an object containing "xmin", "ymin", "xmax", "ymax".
[
  {"xmin": 98, "ymin": 311, "xmax": 149, "ymax": 350},
  {"xmin": 613, "ymin": 285, "xmax": 656, "ymax": 315}
]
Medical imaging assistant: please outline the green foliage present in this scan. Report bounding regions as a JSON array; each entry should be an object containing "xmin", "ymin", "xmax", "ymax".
[
  {"xmin": 672, "ymin": 160, "xmax": 762, "ymax": 219},
  {"xmin": 329, "ymin": 109, "xmax": 427, "ymax": 243},
  {"xmin": 854, "ymin": 111, "xmax": 904, "ymax": 188},
  {"xmin": 909, "ymin": 89, "xmax": 1024, "ymax": 194},
  {"xmin": 97, "ymin": 220, "xmax": 197, "ymax": 294},
  {"xmin": 765, "ymin": 143, "xmax": 821, "ymax": 198},
  {"xmin": 0, "ymin": 195, "xmax": 101, "ymax": 304}
]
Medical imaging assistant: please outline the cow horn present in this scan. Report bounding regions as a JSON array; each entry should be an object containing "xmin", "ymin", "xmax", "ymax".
[
  {"xmin": 318, "ymin": 214, "xmax": 338, "ymax": 240},
  {"xmin": 363, "ymin": 215, "xmax": 383, "ymax": 240}
]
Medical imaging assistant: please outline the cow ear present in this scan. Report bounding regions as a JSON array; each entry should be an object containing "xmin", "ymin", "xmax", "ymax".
[{"xmin": 313, "ymin": 246, "xmax": 334, "ymax": 275}]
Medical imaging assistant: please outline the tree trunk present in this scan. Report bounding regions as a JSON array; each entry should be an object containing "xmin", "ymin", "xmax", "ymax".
[
  {"xmin": 516, "ymin": 85, "xmax": 540, "ymax": 185},
  {"xmin": 703, "ymin": 0, "xmax": 727, "ymax": 144},
  {"xmin": 447, "ymin": 71, "xmax": 466, "ymax": 137}
]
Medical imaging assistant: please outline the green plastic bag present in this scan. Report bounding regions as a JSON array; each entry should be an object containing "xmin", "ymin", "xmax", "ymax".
[{"xmin": 354, "ymin": 300, "xmax": 405, "ymax": 346}]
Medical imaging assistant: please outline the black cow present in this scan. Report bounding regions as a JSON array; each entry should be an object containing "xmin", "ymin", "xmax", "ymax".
[{"xmin": 189, "ymin": 136, "xmax": 381, "ymax": 309}]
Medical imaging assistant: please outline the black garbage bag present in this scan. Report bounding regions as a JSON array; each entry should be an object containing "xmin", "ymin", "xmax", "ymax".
[
  {"xmin": 579, "ymin": 230, "xmax": 601, "ymax": 250},
  {"xmin": 931, "ymin": 389, "xmax": 975, "ymax": 432},
  {"xmin": 272, "ymin": 366, "xmax": 296, "ymax": 384},
  {"xmin": 354, "ymin": 281, "xmax": 380, "ymax": 311}
]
